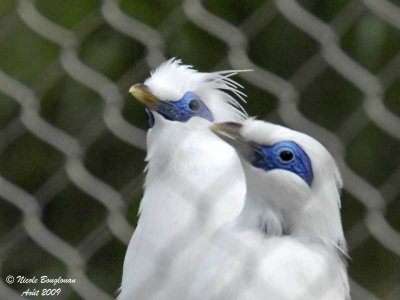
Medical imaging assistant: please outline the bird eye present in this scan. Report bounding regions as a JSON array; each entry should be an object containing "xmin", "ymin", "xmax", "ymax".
[
  {"xmin": 188, "ymin": 100, "xmax": 200, "ymax": 111},
  {"xmin": 278, "ymin": 149, "xmax": 294, "ymax": 163}
]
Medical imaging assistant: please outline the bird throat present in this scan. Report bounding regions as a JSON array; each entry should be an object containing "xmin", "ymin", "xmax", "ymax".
[{"xmin": 145, "ymin": 108, "xmax": 155, "ymax": 127}]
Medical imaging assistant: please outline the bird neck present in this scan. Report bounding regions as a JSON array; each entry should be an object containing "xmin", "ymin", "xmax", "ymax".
[
  {"xmin": 287, "ymin": 188, "xmax": 347, "ymax": 251},
  {"xmin": 237, "ymin": 192, "xmax": 286, "ymax": 237},
  {"xmin": 240, "ymin": 168, "xmax": 346, "ymax": 252},
  {"xmin": 139, "ymin": 120, "xmax": 245, "ymax": 238}
]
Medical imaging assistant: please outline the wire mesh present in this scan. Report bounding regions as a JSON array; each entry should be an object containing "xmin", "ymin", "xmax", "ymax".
[{"xmin": 0, "ymin": 0, "xmax": 399, "ymax": 299}]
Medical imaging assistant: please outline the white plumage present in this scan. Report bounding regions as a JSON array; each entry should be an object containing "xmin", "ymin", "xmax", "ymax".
[
  {"xmin": 118, "ymin": 59, "xmax": 247, "ymax": 300},
  {"xmin": 188, "ymin": 119, "xmax": 350, "ymax": 300}
]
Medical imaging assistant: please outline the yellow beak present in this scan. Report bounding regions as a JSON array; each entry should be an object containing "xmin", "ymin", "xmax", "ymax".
[{"xmin": 129, "ymin": 84, "xmax": 160, "ymax": 107}]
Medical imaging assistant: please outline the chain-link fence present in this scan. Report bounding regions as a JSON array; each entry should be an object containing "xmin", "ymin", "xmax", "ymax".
[{"xmin": 0, "ymin": 0, "xmax": 399, "ymax": 299}]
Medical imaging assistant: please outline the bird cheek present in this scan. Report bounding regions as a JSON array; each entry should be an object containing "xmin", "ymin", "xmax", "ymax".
[
  {"xmin": 151, "ymin": 111, "xmax": 167, "ymax": 125},
  {"xmin": 271, "ymin": 170, "xmax": 310, "ymax": 194},
  {"xmin": 202, "ymin": 109, "xmax": 214, "ymax": 122}
]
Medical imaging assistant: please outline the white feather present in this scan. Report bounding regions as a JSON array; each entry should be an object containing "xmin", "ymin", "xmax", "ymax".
[
  {"xmin": 188, "ymin": 120, "xmax": 350, "ymax": 300},
  {"xmin": 118, "ymin": 59, "xmax": 247, "ymax": 299},
  {"xmin": 190, "ymin": 232, "xmax": 348, "ymax": 300}
]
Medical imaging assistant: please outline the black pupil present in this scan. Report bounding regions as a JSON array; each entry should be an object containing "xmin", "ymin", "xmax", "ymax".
[
  {"xmin": 189, "ymin": 100, "xmax": 200, "ymax": 111},
  {"xmin": 279, "ymin": 150, "xmax": 294, "ymax": 162}
]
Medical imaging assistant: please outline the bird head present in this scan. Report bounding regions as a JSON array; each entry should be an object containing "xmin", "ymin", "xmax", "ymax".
[
  {"xmin": 211, "ymin": 120, "xmax": 346, "ymax": 250},
  {"xmin": 129, "ymin": 58, "xmax": 247, "ymax": 128}
]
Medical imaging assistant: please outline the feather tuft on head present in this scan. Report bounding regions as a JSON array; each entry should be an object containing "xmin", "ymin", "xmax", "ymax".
[{"xmin": 144, "ymin": 58, "xmax": 249, "ymax": 122}]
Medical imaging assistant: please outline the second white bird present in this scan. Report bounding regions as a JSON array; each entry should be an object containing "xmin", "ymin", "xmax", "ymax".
[{"xmin": 189, "ymin": 120, "xmax": 350, "ymax": 300}]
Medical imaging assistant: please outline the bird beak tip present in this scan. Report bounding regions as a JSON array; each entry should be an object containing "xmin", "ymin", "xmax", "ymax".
[
  {"xmin": 128, "ymin": 84, "xmax": 159, "ymax": 107},
  {"xmin": 128, "ymin": 85, "xmax": 136, "ymax": 95}
]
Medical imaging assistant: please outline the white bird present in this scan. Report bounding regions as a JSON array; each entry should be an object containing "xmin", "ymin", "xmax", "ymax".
[
  {"xmin": 118, "ymin": 59, "xmax": 247, "ymax": 300},
  {"xmin": 188, "ymin": 120, "xmax": 350, "ymax": 300}
]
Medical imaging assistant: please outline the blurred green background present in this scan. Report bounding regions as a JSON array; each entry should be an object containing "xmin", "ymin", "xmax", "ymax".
[{"xmin": 0, "ymin": 0, "xmax": 399, "ymax": 299}]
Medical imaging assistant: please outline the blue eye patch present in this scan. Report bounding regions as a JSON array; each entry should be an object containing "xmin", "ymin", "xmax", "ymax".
[
  {"xmin": 251, "ymin": 141, "xmax": 314, "ymax": 186},
  {"xmin": 148, "ymin": 91, "xmax": 214, "ymax": 124}
]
